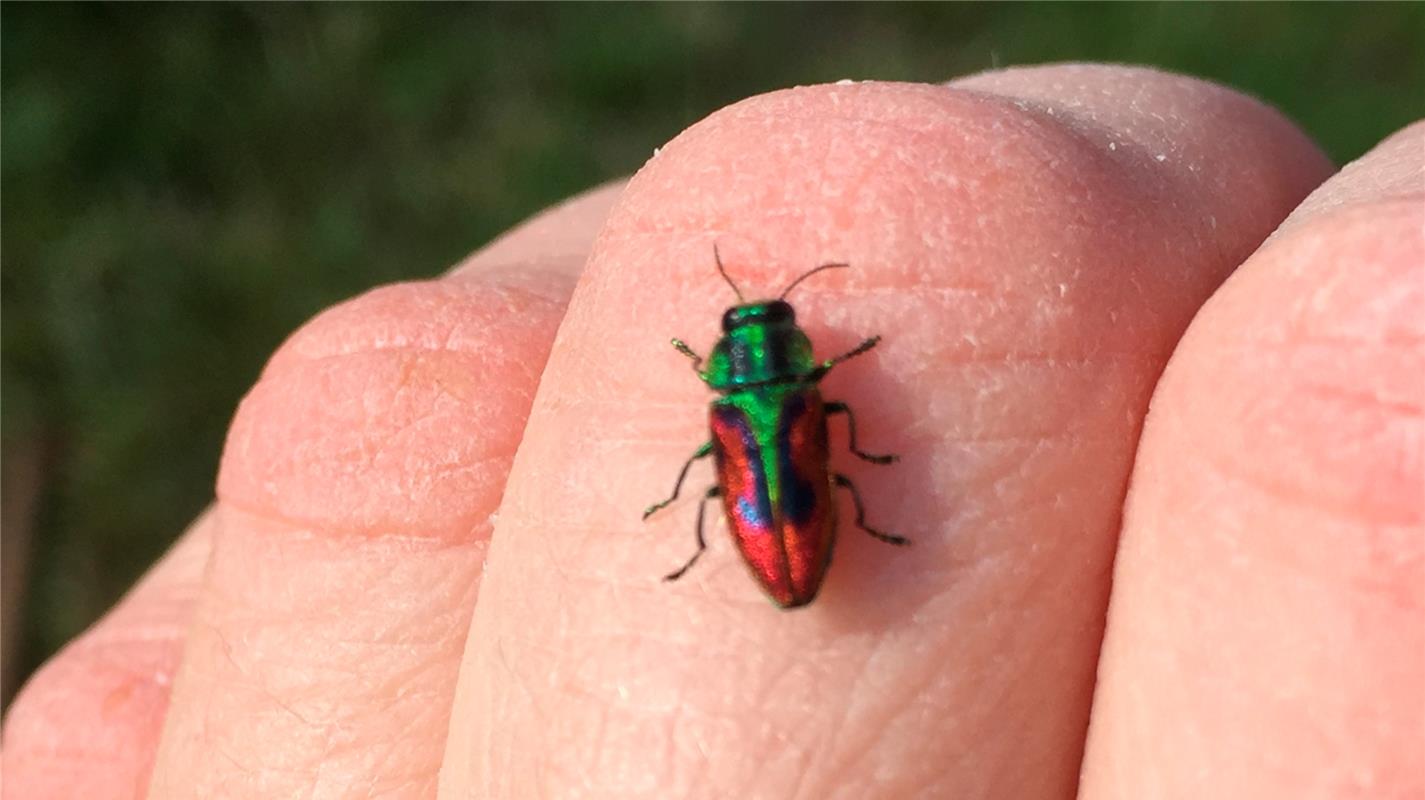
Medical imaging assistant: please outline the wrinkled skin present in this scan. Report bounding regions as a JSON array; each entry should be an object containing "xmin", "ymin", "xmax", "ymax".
[{"xmin": 3, "ymin": 65, "xmax": 1421, "ymax": 800}]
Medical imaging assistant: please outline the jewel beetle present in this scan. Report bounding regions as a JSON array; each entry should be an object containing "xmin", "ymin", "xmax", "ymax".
[{"xmin": 643, "ymin": 248, "xmax": 908, "ymax": 608}]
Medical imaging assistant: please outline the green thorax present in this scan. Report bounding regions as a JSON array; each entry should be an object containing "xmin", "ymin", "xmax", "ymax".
[{"xmin": 702, "ymin": 300, "xmax": 816, "ymax": 392}]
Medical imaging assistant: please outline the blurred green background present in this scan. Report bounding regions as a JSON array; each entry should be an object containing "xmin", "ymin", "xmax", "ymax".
[{"xmin": 1, "ymin": 3, "xmax": 1420, "ymax": 705}]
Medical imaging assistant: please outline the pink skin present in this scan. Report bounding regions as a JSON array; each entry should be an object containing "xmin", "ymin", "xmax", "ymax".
[
  {"xmin": 1, "ymin": 514, "xmax": 212, "ymax": 800},
  {"xmin": 1081, "ymin": 121, "xmax": 1425, "ymax": 800},
  {"xmin": 439, "ymin": 71, "xmax": 1326, "ymax": 799},
  {"xmin": 1, "ymin": 66, "xmax": 1415, "ymax": 799}
]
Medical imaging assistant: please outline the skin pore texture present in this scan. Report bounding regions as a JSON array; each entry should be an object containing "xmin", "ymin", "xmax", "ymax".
[{"xmin": 3, "ymin": 65, "xmax": 1417, "ymax": 800}]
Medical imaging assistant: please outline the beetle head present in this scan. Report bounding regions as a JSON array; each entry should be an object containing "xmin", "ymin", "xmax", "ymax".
[{"xmin": 721, "ymin": 300, "xmax": 795, "ymax": 332}]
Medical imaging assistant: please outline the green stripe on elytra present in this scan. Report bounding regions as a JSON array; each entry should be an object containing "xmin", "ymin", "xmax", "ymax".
[{"xmin": 719, "ymin": 381, "xmax": 808, "ymax": 517}]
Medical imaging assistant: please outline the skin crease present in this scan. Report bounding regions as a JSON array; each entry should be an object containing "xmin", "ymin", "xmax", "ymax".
[
  {"xmin": 5, "ymin": 66, "xmax": 1415, "ymax": 799},
  {"xmin": 439, "ymin": 70, "xmax": 1329, "ymax": 799},
  {"xmin": 1081, "ymin": 122, "xmax": 1425, "ymax": 800}
]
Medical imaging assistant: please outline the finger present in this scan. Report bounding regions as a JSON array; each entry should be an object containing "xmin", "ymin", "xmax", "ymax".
[
  {"xmin": 1081, "ymin": 123, "xmax": 1424, "ymax": 798},
  {"xmin": 440, "ymin": 67, "xmax": 1331, "ymax": 798},
  {"xmin": 144, "ymin": 183, "xmax": 621, "ymax": 798},
  {"xmin": 0, "ymin": 183, "xmax": 623, "ymax": 800},
  {"xmin": 2, "ymin": 512, "xmax": 213, "ymax": 799}
]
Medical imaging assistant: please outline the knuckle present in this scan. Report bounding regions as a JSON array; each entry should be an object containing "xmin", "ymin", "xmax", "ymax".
[{"xmin": 217, "ymin": 277, "xmax": 565, "ymax": 539}]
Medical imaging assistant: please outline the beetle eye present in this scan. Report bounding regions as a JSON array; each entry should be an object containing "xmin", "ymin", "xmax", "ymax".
[{"xmin": 720, "ymin": 307, "xmax": 741, "ymax": 332}]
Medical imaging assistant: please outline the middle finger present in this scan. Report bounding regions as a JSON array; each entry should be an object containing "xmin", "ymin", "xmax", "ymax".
[{"xmin": 441, "ymin": 66, "xmax": 1332, "ymax": 799}]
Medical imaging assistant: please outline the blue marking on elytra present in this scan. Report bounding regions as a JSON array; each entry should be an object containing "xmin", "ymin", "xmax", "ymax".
[
  {"xmin": 737, "ymin": 496, "xmax": 768, "ymax": 534},
  {"xmin": 777, "ymin": 393, "xmax": 818, "ymax": 524},
  {"xmin": 715, "ymin": 402, "xmax": 776, "ymax": 534}
]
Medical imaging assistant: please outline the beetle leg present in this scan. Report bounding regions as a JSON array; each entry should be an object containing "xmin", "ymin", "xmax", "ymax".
[
  {"xmin": 664, "ymin": 486, "xmax": 722, "ymax": 581},
  {"xmin": 643, "ymin": 441, "xmax": 714, "ymax": 519},
  {"xmin": 825, "ymin": 401, "xmax": 898, "ymax": 465},
  {"xmin": 834, "ymin": 473, "xmax": 909, "ymax": 546},
  {"xmin": 812, "ymin": 335, "xmax": 881, "ymax": 379},
  {"xmin": 671, "ymin": 338, "xmax": 704, "ymax": 374}
]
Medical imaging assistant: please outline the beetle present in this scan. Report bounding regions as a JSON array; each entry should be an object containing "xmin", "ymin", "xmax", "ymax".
[{"xmin": 643, "ymin": 247, "xmax": 907, "ymax": 608}]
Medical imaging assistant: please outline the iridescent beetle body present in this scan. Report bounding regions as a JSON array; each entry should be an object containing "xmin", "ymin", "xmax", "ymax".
[{"xmin": 644, "ymin": 251, "xmax": 907, "ymax": 608}]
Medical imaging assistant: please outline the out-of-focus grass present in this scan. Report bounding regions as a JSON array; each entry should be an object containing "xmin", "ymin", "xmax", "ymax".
[{"xmin": 2, "ymin": 3, "xmax": 1420, "ymax": 702}]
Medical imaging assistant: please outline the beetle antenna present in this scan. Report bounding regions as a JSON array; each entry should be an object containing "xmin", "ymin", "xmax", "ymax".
[
  {"xmin": 713, "ymin": 244, "xmax": 745, "ymax": 303},
  {"xmin": 779, "ymin": 261, "xmax": 849, "ymax": 300}
]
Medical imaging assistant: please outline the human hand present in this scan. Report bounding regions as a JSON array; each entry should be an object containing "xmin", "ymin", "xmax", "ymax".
[{"xmin": 5, "ymin": 64, "xmax": 1420, "ymax": 799}]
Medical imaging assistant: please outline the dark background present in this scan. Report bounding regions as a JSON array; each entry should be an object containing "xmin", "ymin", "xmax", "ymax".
[{"xmin": 2, "ymin": 3, "xmax": 1421, "ymax": 707}]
